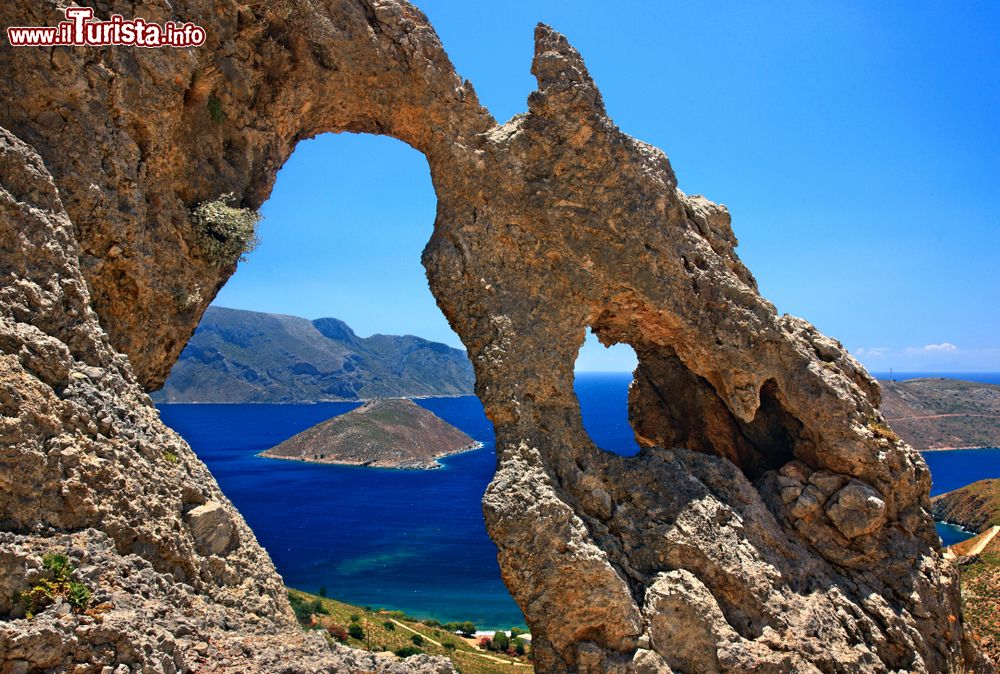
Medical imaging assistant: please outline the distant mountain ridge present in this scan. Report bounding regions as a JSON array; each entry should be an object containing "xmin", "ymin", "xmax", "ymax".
[
  {"xmin": 152, "ymin": 306, "xmax": 475, "ymax": 403},
  {"xmin": 880, "ymin": 377, "xmax": 1000, "ymax": 450}
]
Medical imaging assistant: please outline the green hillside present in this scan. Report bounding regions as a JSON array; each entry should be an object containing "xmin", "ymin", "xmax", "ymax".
[
  {"xmin": 932, "ymin": 479, "xmax": 1000, "ymax": 533},
  {"xmin": 287, "ymin": 589, "xmax": 532, "ymax": 674},
  {"xmin": 934, "ymin": 479, "xmax": 1000, "ymax": 667},
  {"xmin": 152, "ymin": 306, "xmax": 474, "ymax": 402}
]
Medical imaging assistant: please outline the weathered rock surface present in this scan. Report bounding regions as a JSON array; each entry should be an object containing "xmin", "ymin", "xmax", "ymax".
[
  {"xmin": 0, "ymin": 1, "xmax": 990, "ymax": 673},
  {"xmin": 0, "ymin": 90, "xmax": 451, "ymax": 673},
  {"xmin": 185, "ymin": 501, "xmax": 236, "ymax": 557}
]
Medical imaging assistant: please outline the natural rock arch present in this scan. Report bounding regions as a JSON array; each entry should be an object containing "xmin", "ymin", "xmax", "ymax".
[{"xmin": 0, "ymin": 1, "xmax": 989, "ymax": 672}]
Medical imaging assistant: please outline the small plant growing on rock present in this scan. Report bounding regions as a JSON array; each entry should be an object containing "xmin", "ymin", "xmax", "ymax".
[
  {"xmin": 18, "ymin": 552, "xmax": 91, "ymax": 618},
  {"xmin": 868, "ymin": 417, "xmax": 900, "ymax": 442},
  {"xmin": 191, "ymin": 193, "xmax": 261, "ymax": 266},
  {"xmin": 207, "ymin": 96, "xmax": 224, "ymax": 124},
  {"xmin": 163, "ymin": 450, "xmax": 179, "ymax": 464}
]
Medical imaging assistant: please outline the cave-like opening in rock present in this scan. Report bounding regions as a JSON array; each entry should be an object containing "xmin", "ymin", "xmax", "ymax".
[
  {"xmin": 152, "ymin": 132, "xmax": 526, "ymax": 625},
  {"xmin": 212, "ymin": 131, "xmax": 459, "ymax": 365},
  {"xmin": 572, "ymin": 329, "xmax": 641, "ymax": 457},
  {"xmin": 628, "ymin": 345, "xmax": 802, "ymax": 480}
]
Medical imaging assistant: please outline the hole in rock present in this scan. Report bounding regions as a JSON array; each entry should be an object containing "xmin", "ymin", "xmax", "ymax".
[
  {"xmin": 573, "ymin": 329, "xmax": 641, "ymax": 457},
  {"xmin": 155, "ymin": 132, "xmax": 527, "ymax": 630},
  {"xmin": 629, "ymin": 346, "xmax": 802, "ymax": 479}
]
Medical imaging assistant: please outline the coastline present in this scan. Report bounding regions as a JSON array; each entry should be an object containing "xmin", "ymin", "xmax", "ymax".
[
  {"xmin": 258, "ymin": 440, "xmax": 486, "ymax": 471},
  {"xmin": 935, "ymin": 519, "xmax": 980, "ymax": 536},
  {"xmin": 154, "ymin": 392, "xmax": 478, "ymax": 405},
  {"xmin": 919, "ymin": 445, "xmax": 1000, "ymax": 452}
]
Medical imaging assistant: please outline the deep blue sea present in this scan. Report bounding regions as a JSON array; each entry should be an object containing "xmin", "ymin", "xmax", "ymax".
[{"xmin": 157, "ymin": 372, "xmax": 1000, "ymax": 629}]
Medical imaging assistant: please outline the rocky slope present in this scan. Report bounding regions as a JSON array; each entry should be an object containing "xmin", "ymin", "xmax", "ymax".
[
  {"xmin": 261, "ymin": 398, "xmax": 478, "ymax": 469},
  {"xmin": 153, "ymin": 306, "xmax": 474, "ymax": 403},
  {"xmin": 0, "ymin": 128, "xmax": 454, "ymax": 673},
  {"xmin": 0, "ymin": 0, "xmax": 990, "ymax": 672},
  {"xmin": 933, "ymin": 481, "xmax": 1000, "ymax": 666},
  {"xmin": 957, "ymin": 542, "xmax": 1000, "ymax": 666},
  {"xmin": 933, "ymin": 479, "xmax": 1000, "ymax": 535},
  {"xmin": 881, "ymin": 378, "xmax": 1000, "ymax": 450}
]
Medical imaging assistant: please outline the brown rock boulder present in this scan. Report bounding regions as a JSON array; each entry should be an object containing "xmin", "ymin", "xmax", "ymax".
[{"xmin": 185, "ymin": 501, "xmax": 235, "ymax": 557}]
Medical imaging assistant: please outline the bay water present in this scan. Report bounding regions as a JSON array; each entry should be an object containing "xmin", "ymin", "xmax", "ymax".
[{"xmin": 158, "ymin": 372, "xmax": 1000, "ymax": 629}]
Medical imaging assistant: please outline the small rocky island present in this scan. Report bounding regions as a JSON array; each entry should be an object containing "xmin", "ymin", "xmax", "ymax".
[{"xmin": 260, "ymin": 398, "xmax": 480, "ymax": 469}]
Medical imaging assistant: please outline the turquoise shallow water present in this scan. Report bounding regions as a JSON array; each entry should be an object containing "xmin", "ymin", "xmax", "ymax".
[{"xmin": 158, "ymin": 372, "xmax": 998, "ymax": 629}]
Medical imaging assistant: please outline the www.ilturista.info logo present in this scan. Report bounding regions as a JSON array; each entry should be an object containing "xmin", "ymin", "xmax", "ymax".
[{"xmin": 7, "ymin": 7, "xmax": 206, "ymax": 47}]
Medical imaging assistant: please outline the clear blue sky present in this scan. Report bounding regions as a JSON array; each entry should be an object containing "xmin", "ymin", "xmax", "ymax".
[{"xmin": 214, "ymin": 1, "xmax": 999, "ymax": 373}]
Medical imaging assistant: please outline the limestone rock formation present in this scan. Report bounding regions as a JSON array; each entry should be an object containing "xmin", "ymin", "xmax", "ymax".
[
  {"xmin": 0, "ymin": 0, "xmax": 990, "ymax": 672},
  {"xmin": 0, "ymin": 126, "xmax": 454, "ymax": 673}
]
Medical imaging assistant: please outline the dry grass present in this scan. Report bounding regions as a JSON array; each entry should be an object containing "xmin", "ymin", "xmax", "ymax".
[
  {"xmin": 868, "ymin": 418, "xmax": 900, "ymax": 443},
  {"xmin": 958, "ymin": 551, "xmax": 1000, "ymax": 666}
]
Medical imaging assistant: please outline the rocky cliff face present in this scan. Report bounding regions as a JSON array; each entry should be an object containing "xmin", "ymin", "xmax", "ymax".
[{"xmin": 0, "ymin": 0, "xmax": 989, "ymax": 672}]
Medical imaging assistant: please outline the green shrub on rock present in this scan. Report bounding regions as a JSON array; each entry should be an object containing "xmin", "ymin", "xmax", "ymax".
[
  {"xmin": 191, "ymin": 193, "xmax": 261, "ymax": 266},
  {"xmin": 19, "ymin": 552, "xmax": 91, "ymax": 618},
  {"xmin": 287, "ymin": 592, "xmax": 328, "ymax": 623}
]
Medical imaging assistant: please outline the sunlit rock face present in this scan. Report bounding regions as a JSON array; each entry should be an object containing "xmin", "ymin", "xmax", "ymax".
[{"xmin": 0, "ymin": 0, "xmax": 989, "ymax": 672}]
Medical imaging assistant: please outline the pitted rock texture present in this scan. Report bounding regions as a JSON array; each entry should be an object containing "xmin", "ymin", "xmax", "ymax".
[
  {"xmin": 0, "ymin": 1, "xmax": 990, "ymax": 673},
  {"xmin": 0, "ymin": 128, "xmax": 455, "ymax": 673}
]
